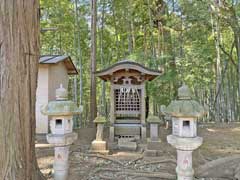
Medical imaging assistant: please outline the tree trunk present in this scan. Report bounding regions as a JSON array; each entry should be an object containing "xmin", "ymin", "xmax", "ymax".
[
  {"xmin": 234, "ymin": 32, "xmax": 240, "ymax": 121},
  {"xmin": 0, "ymin": 0, "xmax": 44, "ymax": 179},
  {"xmin": 112, "ymin": 1, "xmax": 120, "ymax": 60},
  {"xmin": 90, "ymin": 0, "xmax": 97, "ymax": 124},
  {"xmin": 100, "ymin": 0, "xmax": 106, "ymax": 116},
  {"xmin": 211, "ymin": 6, "xmax": 222, "ymax": 121}
]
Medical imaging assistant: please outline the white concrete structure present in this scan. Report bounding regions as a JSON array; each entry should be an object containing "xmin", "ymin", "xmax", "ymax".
[
  {"xmin": 41, "ymin": 85, "xmax": 81, "ymax": 180},
  {"xmin": 166, "ymin": 84, "xmax": 206, "ymax": 180},
  {"xmin": 36, "ymin": 55, "xmax": 78, "ymax": 134}
]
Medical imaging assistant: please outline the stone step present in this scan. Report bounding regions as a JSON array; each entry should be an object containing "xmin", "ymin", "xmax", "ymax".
[{"xmin": 118, "ymin": 139, "xmax": 137, "ymax": 151}]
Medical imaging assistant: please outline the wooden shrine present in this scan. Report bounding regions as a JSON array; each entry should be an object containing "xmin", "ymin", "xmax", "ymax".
[{"xmin": 96, "ymin": 60, "xmax": 163, "ymax": 142}]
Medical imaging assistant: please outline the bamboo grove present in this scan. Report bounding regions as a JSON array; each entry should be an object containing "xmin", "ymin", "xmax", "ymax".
[{"xmin": 40, "ymin": 0, "xmax": 240, "ymax": 125}]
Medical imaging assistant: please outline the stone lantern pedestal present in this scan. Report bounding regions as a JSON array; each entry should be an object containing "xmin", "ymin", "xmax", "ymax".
[
  {"xmin": 165, "ymin": 84, "xmax": 206, "ymax": 180},
  {"xmin": 144, "ymin": 115, "xmax": 162, "ymax": 157},
  {"xmin": 167, "ymin": 135, "xmax": 202, "ymax": 180},
  {"xmin": 41, "ymin": 84, "xmax": 82, "ymax": 180},
  {"xmin": 91, "ymin": 116, "xmax": 109, "ymax": 154},
  {"xmin": 47, "ymin": 134, "xmax": 78, "ymax": 180}
]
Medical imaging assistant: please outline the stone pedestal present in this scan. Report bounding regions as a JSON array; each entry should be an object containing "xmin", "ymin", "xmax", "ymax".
[
  {"xmin": 47, "ymin": 133, "xmax": 77, "ymax": 180},
  {"xmin": 150, "ymin": 124, "xmax": 158, "ymax": 139},
  {"xmin": 141, "ymin": 126, "xmax": 147, "ymax": 142},
  {"xmin": 91, "ymin": 140, "xmax": 109, "ymax": 154},
  {"xmin": 176, "ymin": 150, "xmax": 194, "ymax": 180},
  {"xmin": 91, "ymin": 116, "xmax": 109, "ymax": 154},
  {"xmin": 109, "ymin": 126, "xmax": 114, "ymax": 142},
  {"xmin": 167, "ymin": 135, "xmax": 203, "ymax": 180},
  {"xmin": 53, "ymin": 146, "xmax": 70, "ymax": 180},
  {"xmin": 144, "ymin": 138, "xmax": 161, "ymax": 157},
  {"xmin": 144, "ymin": 117, "xmax": 162, "ymax": 157}
]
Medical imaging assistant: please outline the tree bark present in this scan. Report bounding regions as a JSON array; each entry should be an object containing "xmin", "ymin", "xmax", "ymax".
[
  {"xmin": 0, "ymin": 0, "xmax": 44, "ymax": 179},
  {"xmin": 90, "ymin": 0, "xmax": 97, "ymax": 124}
]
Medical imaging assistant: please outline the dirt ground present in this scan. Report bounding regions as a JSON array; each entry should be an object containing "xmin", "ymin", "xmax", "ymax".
[{"xmin": 36, "ymin": 123, "xmax": 240, "ymax": 180}]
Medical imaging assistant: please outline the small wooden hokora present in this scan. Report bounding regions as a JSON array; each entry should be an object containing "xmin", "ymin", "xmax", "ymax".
[{"xmin": 95, "ymin": 60, "xmax": 163, "ymax": 148}]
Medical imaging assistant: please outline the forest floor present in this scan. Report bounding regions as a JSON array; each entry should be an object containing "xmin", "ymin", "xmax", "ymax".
[{"xmin": 36, "ymin": 123, "xmax": 240, "ymax": 180}]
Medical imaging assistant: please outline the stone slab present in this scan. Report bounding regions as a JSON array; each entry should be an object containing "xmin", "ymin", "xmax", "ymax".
[
  {"xmin": 115, "ymin": 125, "xmax": 141, "ymax": 136},
  {"xmin": 118, "ymin": 141, "xmax": 137, "ymax": 151}
]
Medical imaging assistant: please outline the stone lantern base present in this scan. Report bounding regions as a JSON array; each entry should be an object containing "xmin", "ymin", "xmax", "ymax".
[
  {"xmin": 46, "ymin": 133, "xmax": 78, "ymax": 180},
  {"xmin": 90, "ymin": 140, "xmax": 109, "ymax": 155},
  {"xmin": 53, "ymin": 147, "xmax": 70, "ymax": 180},
  {"xmin": 167, "ymin": 135, "xmax": 202, "ymax": 180}
]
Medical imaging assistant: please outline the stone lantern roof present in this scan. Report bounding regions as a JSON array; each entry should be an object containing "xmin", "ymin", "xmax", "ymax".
[
  {"xmin": 41, "ymin": 84, "xmax": 82, "ymax": 116},
  {"xmin": 165, "ymin": 84, "xmax": 205, "ymax": 118}
]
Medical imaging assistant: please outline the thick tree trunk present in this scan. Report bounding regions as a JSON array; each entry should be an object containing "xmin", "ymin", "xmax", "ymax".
[
  {"xmin": 0, "ymin": 0, "xmax": 44, "ymax": 180},
  {"xmin": 90, "ymin": 0, "xmax": 97, "ymax": 124}
]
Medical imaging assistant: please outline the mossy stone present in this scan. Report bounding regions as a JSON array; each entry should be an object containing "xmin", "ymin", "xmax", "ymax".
[
  {"xmin": 94, "ymin": 116, "xmax": 107, "ymax": 123},
  {"xmin": 41, "ymin": 100, "xmax": 82, "ymax": 116},
  {"xmin": 147, "ymin": 115, "xmax": 161, "ymax": 123}
]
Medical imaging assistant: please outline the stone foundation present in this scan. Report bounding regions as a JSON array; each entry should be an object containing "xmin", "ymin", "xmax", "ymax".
[
  {"xmin": 117, "ymin": 137, "xmax": 137, "ymax": 151},
  {"xmin": 167, "ymin": 135, "xmax": 202, "ymax": 180},
  {"xmin": 91, "ymin": 140, "xmax": 109, "ymax": 154}
]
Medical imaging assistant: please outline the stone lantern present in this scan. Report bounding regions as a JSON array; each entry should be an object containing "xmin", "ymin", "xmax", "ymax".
[
  {"xmin": 144, "ymin": 115, "xmax": 162, "ymax": 157},
  {"xmin": 91, "ymin": 115, "xmax": 109, "ymax": 154},
  {"xmin": 165, "ymin": 84, "xmax": 206, "ymax": 180},
  {"xmin": 41, "ymin": 84, "xmax": 82, "ymax": 180}
]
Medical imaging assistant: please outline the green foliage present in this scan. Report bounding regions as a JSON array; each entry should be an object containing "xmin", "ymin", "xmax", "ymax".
[{"xmin": 40, "ymin": 0, "xmax": 240, "ymax": 122}]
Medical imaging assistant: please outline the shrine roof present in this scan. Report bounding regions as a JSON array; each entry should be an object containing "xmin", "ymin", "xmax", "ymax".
[
  {"xmin": 95, "ymin": 60, "xmax": 163, "ymax": 81},
  {"xmin": 39, "ymin": 55, "xmax": 78, "ymax": 75}
]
